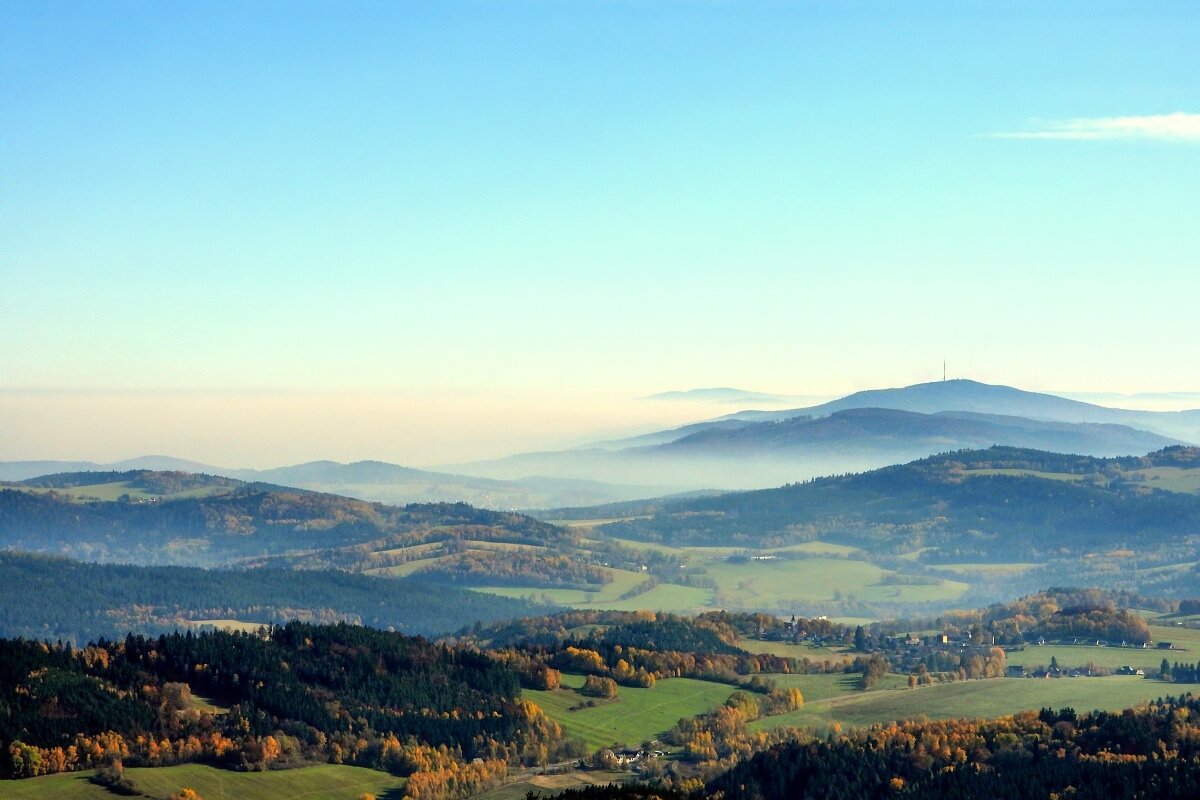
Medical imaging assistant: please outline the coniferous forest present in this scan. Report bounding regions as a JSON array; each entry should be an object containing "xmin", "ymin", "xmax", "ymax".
[{"xmin": 1, "ymin": 622, "xmax": 572, "ymax": 784}]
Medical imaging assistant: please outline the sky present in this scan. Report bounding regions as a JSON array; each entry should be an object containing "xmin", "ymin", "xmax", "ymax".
[{"xmin": 2, "ymin": 1, "xmax": 1199, "ymax": 466}]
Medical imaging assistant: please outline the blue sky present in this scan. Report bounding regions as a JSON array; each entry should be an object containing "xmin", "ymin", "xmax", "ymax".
[{"xmin": 2, "ymin": 2, "xmax": 1198, "ymax": 464}]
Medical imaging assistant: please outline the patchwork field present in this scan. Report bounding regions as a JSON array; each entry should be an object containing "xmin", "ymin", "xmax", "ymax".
[
  {"xmin": 704, "ymin": 558, "xmax": 969, "ymax": 608},
  {"xmin": 750, "ymin": 677, "xmax": 1187, "ymax": 734},
  {"xmin": 473, "ymin": 770, "xmax": 630, "ymax": 800},
  {"xmin": 927, "ymin": 562, "xmax": 1040, "ymax": 575},
  {"xmin": 965, "ymin": 468, "xmax": 1084, "ymax": 482},
  {"xmin": 181, "ymin": 619, "xmax": 267, "ymax": 634},
  {"xmin": 467, "ymin": 550, "xmax": 970, "ymax": 614},
  {"xmin": 11, "ymin": 481, "xmax": 230, "ymax": 502},
  {"xmin": 737, "ymin": 638, "xmax": 854, "ymax": 664},
  {"xmin": 605, "ymin": 537, "xmax": 861, "ymax": 558},
  {"xmin": 0, "ymin": 764, "xmax": 406, "ymax": 800},
  {"xmin": 525, "ymin": 673, "xmax": 737, "ymax": 750},
  {"xmin": 758, "ymin": 672, "xmax": 908, "ymax": 701},
  {"xmin": 1128, "ymin": 466, "xmax": 1200, "ymax": 494},
  {"xmin": 1005, "ymin": 623, "xmax": 1200, "ymax": 673}
]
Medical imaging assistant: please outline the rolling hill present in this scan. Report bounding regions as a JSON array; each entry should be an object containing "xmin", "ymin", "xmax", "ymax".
[
  {"xmin": 599, "ymin": 445, "xmax": 1200, "ymax": 566},
  {"xmin": 0, "ymin": 458, "xmax": 673, "ymax": 509},
  {"xmin": 450, "ymin": 401, "xmax": 1187, "ymax": 490},
  {"xmin": 0, "ymin": 550, "xmax": 553, "ymax": 644},
  {"xmin": 0, "ymin": 470, "xmax": 571, "ymax": 566}
]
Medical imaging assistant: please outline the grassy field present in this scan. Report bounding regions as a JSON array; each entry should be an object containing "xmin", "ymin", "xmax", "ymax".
[
  {"xmin": 605, "ymin": 537, "xmax": 859, "ymax": 558},
  {"xmin": 759, "ymin": 672, "xmax": 908, "ymax": 701},
  {"xmin": 1128, "ymin": 466, "xmax": 1200, "ymax": 494},
  {"xmin": 182, "ymin": 619, "xmax": 267, "ymax": 634},
  {"xmin": 366, "ymin": 555, "xmax": 458, "ymax": 578},
  {"xmin": 12, "ymin": 481, "xmax": 229, "ymax": 503},
  {"xmin": 965, "ymin": 468, "xmax": 1084, "ymax": 482},
  {"xmin": 964, "ymin": 465, "xmax": 1200, "ymax": 494},
  {"xmin": 1005, "ymin": 623, "xmax": 1200, "ymax": 672},
  {"xmin": 737, "ymin": 638, "xmax": 854, "ymax": 664},
  {"xmin": 0, "ymin": 764, "xmax": 406, "ymax": 800},
  {"xmin": 525, "ymin": 673, "xmax": 737, "ymax": 750},
  {"xmin": 463, "ymin": 540, "xmax": 548, "ymax": 553},
  {"xmin": 590, "ymin": 583, "xmax": 712, "ymax": 612},
  {"xmin": 750, "ymin": 677, "xmax": 1186, "ymax": 734},
  {"xmin": 186, "ymin": 693, "xmax": 229, "ymax": 715},
  {"xmin": 470, "ymin": 567, "xmax": 658, "ymax": 607},
  {"xmin": 473, "ymin": 770, "xmax": 630, "ymax": 800},
  {"xmin": 704, "ymin": 558, "xmax": 968, "ymax": 608},
  {"xmin": 472, "ymin": 551, "xmax": 969, "ymax": 613},
  {"xmin": 561, "ymin": 517, "xmax": 650, "ymax": 529},
  {"xmin": 927, "ymin": 562, "xmax": 1040, "ymax": 575},
  {"xmin": 375, "ymin": 541, "xmax": 443, "ymax": 558}
]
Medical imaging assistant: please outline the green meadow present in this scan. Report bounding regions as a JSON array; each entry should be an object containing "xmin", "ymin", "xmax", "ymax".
[
  {"xmin": 750, "ymin": 677, "xmax": 1186, "ymax": 734},
  {"xmin": 704, "ymin": 558, "xmax": 968, "ymax": 608},
  {"xmin": 12, "ymin": 481, "xmax": 229, "ymax": 503},
  {"xmin": 473, "ymin": 770, "xmax": 630, "ymax": 800},
  {"xmin": 0, "ymin": 764, "xmax": 405, "ymax": 800},
  {"xmin": 737, "ymin": 638, "xmax": 854, "ymax": 664},
  {"xmin": 1006, "ymin": 623, "xmax": 1200, "ymax": 673},
  {"xmin": 525, "ymin": 673, "xmax": 737, "ymax": 750}
]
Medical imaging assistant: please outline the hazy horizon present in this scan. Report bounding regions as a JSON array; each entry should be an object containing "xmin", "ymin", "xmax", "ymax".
[
  {"xmin": 2, "ymin": 378, "xmax": 1198, "ymax": 470},
  {"xmin": 4, "ymin": 2, "xmax": 1198, "ymax": 469}
]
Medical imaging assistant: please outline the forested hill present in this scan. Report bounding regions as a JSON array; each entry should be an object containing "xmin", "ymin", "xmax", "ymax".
[
  {"xmin": 600, "ymin": 446, "xmax": 1200, "ymax": 561},
  {"xmin": 655, "ymin": 407, "xmax": 1182, "ymax": 459},
  {"xmin": 0, "ymin": 551, "xmax": 554, "ymax": 644},
  {"xmin": 1, "ymin": 622, "xmax": 570, "ymax": 782},
  {"xmin": 0, "ymin": 474, "xmax": 571, "ymax": 565}
]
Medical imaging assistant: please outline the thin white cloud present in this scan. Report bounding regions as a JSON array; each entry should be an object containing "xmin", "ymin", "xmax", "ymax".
[{"xmin": 992, "ymin": 112, "xmax": 1200, "ymax": 141}]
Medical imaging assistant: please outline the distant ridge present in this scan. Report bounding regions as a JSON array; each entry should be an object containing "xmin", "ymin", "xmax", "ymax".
[
  {"xmin": 723, "ymin": 379, "xmax": 1200, "ymax": 439},
  {"xmin": 448, "ymin": 380, "xmax": 1200, "ymax": 491},
  {"xmin": 642, "ymin": 387, "xmax": 814, "ymax": 405},
  {"xmin": 0, "ymin": 456, "xmax": 677, "ymax": 509}
]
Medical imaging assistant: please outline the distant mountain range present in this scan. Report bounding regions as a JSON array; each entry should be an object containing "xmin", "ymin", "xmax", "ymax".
[
  {"xmin": 642, "ymin": 387, "xmax": 820, "ymax": 405},
  {"xmin": 6, "ymin": 380, "xmax": 1198, "ymax": 500},
  {"xmin": 448, "ymin": 380, "xmax": 1198, "ymax": 490},
  {"xmin": 0, "ymin": 456, "xmax": 677, "ymax": 509},
  {"xmin": 719, "ymin": 379, "xmax": 1200, "ymax": 439}
]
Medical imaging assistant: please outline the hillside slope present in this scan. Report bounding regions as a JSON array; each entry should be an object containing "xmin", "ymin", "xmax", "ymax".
[
  {"xmin": 600, "ymin": 446, "xmax": 1200, "ymax": 563},
  {"xmin": 0, "ymin": 472, "xmax": 568, "ymax": 566}
]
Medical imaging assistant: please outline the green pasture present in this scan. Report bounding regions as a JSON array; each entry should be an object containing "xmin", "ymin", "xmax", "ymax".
[
  {"xmin": 473, "ymin": 770, "xmax": 630, "ymax": 800},
  {"xmin": 11, "ymin": 482, "xmax": 228, "ymax": 503},
  {"xmin": 0, "ymin": 764, "xmax": 405, "ymax": 800},
  {"xmin": 1128, "ymin": 466, "xmax": 1200, "ymax": 494},
  {"xmin": 965, "ymin": 468, "xmax": 1084, "ymax": 482},
  {"xmin": 591, "ymin": 583, "xmax": 712, "ymax": 612},
  {"xmin": 750, "ymin": 677, "xmax": 1186, "ymax": 734},
  {"xmin": 605, "ymin": 537, "xmax": 859, "ymax": 558},
  {"xmin": 760, "ymin": 672, "xmax": 908, "ymax": 702},
  {"xmin": 927, "ymin": 562, "xmax": 1040, "ymax": 575},
  {"xmin": 182, "ymin": 619, "xmax": 267, "ymax": 634},
  {"xmin": 525, "ymin": 673, "xmax": 737, "ymax": 750},
  {"xmin": 560, "ymin": 517, "xmax": 650, "ymax": 529},
  {"xmin": 1005, "ymin": 624, "xmax": 1200, "ymax": 673},
  {"xmin": 470, "ymin": 567, "xmax": 653, "ymax": 606},
  {"xmin": 366, "ymin": 555, "xmax": 457, "ymax": 578},
  {"xmin": 463, "ymin": 540, "xmax": 548, "ymax": 552},
  {"xmin": 737, "ymin": 638, "xmax": 853, "ymax": 664},
  {"xmin": 375, "ymin": 541, "xmax": 443, "ymax": 558},
  {"xmin": 704, "ymin": 558, "xmax": 968, "ymax": 608},
  {"xmin": 473, "ymin": 553, "xmax": 970, "ymax": 613}
]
